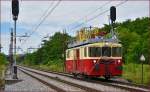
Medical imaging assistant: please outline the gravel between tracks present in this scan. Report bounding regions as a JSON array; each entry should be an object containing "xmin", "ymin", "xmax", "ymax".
[
  {"xmin": 19, "ymin": 68, "xmax": 85, "ymax": 92},
  {"xmin": 19, "ymin": 66, "xmax": 130, "ymax": 92},
  {"xmin": 5, "ymin": 69, "xmax": 56, "ymax": 92}
]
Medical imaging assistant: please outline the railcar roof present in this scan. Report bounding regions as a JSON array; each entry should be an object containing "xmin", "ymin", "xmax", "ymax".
[{"xmin": 67, "ymin": 42, "xmax": 122, "ymax": 50}]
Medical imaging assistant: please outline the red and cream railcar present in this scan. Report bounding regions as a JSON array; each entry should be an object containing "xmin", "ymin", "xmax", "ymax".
[{"xmin": 65, "ymin": 42, "xmax": 122, "ymax": 79}]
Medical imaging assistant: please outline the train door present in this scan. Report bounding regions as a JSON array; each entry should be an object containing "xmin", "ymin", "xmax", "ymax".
[
  {"xmin": 73, "ymin": 49, "xmax": 79, "ymax": 73},
  {"xmin": 104, "ymin": 61, "xmax": 111, "ymax": 79},
  {"xmin": 76, "ymin": 49, "xmax": 80, "ymax": 72},
  {"xmin": 76, "ymin": 49, "xmax": 80, "ymax": 60}
]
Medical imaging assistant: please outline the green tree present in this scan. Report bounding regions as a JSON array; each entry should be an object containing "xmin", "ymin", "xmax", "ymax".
[{"xmin": 22, "ymin": 32, "xmax": 72, "ymax": 65}]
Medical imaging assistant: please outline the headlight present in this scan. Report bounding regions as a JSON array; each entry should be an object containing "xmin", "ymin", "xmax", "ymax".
[
  {"xmin": 118, "ymin": 60, "xmax": 121, "ymax": 63},
  {"xmin": 105, "ymin": 42, "xmax": 109, "ymax": 45},
  {"xmin": 93, "ymin": 60, "xmax": 97, "ymax": 63}
]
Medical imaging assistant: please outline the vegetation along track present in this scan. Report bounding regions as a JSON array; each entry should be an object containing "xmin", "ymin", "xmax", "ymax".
[{"xmin": 18, "ymin": 66, "xmax": 150, "ymax": 92}]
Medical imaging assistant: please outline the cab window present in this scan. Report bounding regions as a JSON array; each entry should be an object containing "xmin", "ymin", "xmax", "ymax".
[
  {"xmin": 89, "ymin": 47, "xmax": 101, "ymax": 57},
  {"xmin": 112, "ymin": 47, "xmax": 122, "ymax": 57},
  {"xmin": 102, "ymin": 47, "xmax": 111, "ymax": 57}
]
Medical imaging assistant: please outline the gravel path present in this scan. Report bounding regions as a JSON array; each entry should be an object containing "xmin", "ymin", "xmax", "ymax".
[{"xmin": 5, "ymin": 69, "xmax": 56, "ymax": 92}]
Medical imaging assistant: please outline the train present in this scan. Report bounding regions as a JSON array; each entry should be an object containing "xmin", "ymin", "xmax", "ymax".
[
  {"xmin": 65, "ymin": 6, "xmax": 122, "ymax": 79},
  {"xmin": 65, "ymin": 29, "xmax": 122, "ymax": 79}
]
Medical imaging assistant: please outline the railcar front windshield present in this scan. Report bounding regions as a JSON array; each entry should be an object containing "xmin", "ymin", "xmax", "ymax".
[
  {"xmin": 112, "ymin": 47, "xmax": 122, "ymax": 57},
  {"xmin": 88, "ymin": 46, "xmax": 121, "ymax": 57},
  {"xmin": 89, "ymin": 47, "xmax": 101, "ymax": 57},
  {"xmin": 102, "ymin": 47, "xmax": 111, "ymax": 57}
]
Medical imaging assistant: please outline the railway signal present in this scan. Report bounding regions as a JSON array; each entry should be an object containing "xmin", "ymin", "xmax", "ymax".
[
  {"xmin": 110, "ymin": 6, "xmax": 116, "ymax": 23},
  {"xmin": 110, "ymin": 6, "xmax": 116, "ymax": 26},
  {"xmin": 12, "ymin": 0, "xmax": 19, "ymax": 79},
  {"xmin": 110, "ymin": 6, "xmax": 116, "ymax": 37},
  {"xmin": 12, "ymin": 0, "xmax": 19, "ymax": 20}
]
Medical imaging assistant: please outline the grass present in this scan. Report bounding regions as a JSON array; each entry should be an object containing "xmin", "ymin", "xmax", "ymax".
[
  {"xmin": 122, "ymin": 63, "xmax": 150, "ymax": 86},
  {"xmin": 22, "ymin": 60, "xmax": 64, "ymax": 72},
  {"xmin": 0, "ymin": 53, "xmax": 7, "ymax": 89},
  {"xmin": 37, "ymin": 63, "xmax": 64, "ymax": 72},
  {"xmin": 0, "ymin": 65, "xmax": 6, "ymax": 89}
]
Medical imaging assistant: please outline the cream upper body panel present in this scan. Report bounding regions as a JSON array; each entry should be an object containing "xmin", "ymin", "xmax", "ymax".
[
  {"xmin": 66, "ymin": 42, "xmax": 122, "ymax": 60},
  {"xmin": 67, "ymin": 42, "xmax": 121, "ymax": 49}
]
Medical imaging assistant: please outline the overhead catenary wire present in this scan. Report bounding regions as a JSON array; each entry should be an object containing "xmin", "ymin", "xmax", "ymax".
[
  {"xmin": 66, "ymin": 0, "xmax": 113, "ymax": 29},
  {"xmin": 20, "ymin": 0, "xmax": 61, "ymax": 47},
  {"xmin": 34, "ymin": 0, "xmax": 55, "ymax": 27},
  {"xmin": 17, "ymin": 0, "xmax": 54, "ymax": 52},
  {"xmin": 20, "ymin": 0, "xmax": 127, "ymax": 53},
  {"xmin": 20, "ymin": 0, "xmax": 55, "ymax": 44},
  {"xmin": 69, "ymin": 0, "xmax": 128, "ymax": 31},
  {"xmin": 37, "ymin": 1, "xmax": 127, "ymax": 50}
]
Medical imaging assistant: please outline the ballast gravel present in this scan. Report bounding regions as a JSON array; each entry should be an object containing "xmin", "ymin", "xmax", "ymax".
[
  {"xmin": 5, "ymin": 70, "xmax": 56, "ymax": 92},
  {"xmin": 20, "ymin": 66, "xmax": 129, "ymax": 92}
]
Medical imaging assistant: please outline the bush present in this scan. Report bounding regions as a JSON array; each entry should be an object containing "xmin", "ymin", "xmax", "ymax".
[{"xmin": 0, "ymin": 53, "xmax": 7, "ymax": 88}]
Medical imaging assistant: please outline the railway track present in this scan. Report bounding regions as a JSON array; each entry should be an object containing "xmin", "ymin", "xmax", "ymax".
[
  {"xmin": 38, "ymin": 69, "xmax": 149, "ymax": 89},
  {"xmin": 23, "ymin": 65, "xmax": 150, "ymax": 91},
  {"xmin": 18, "ymin": 66, "xmax": 150, "ymax": 92},
  {"xmin": 18, "ymin": 67, "xmax": 100, "ymax": 92}
]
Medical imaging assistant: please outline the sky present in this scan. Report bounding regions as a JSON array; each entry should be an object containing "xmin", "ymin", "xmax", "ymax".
[{"xmin": 1, "ymin": 0, "xmax": 149, "ymax": 55}]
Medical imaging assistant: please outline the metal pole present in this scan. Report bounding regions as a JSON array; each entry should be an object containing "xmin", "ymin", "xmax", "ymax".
[
  {"xmin": 63, "ymin": 30, "xmax": 66, "ymax": 72},
  {"xmin": 141, "ymin": 62, "xmax": 143, "ymax": 84},
  {"xmin": 108, "ymin": 15, "xmax": 111, "ymax": 26},
  {"xmin": 10, "ymin": 29, "xmax": 14, "ymax": 76},
  {"xmin": 0, "ymin": 18, "xmax": 1, "ymax": 53},
  {"xmin": 140, "ymin": 54, "xmax": 145, "ymax": 85},
  {"xmin": 0, "ymin": 0, "xmax": 1, "ymax": 53},
  {"xmin": 13, "ymin": 20, "xmax": 17, "ymax": 79},
  {"xmin": 14, "ymin": 20, "xmax": 16, "ymax": 65},
  {"xmin": 111, "ymin": 20, "xmax": 114, "ymax": 35}
]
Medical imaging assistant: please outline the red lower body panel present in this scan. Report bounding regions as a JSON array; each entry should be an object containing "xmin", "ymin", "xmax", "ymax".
[{"xmin": 65, "ymin": 59, "xmax": 122, "ymax": 77}]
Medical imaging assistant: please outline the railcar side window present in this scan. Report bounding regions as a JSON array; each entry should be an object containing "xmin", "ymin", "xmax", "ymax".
[
  {"xmin": 112, "ymin": 47, "xmax": 122, "ymax": 57},
  {"xmin": 89, "ymin": 47, "xmax": 101, "ymax": 57},
  {"xmin": 84, "ymin": 47, "xmax": 87, "ymax": 57},
  {"xmin": 67, "ymin": 50, "xmax": 70, "ymax": 58},
  {"xmin": 102, "ymin": 47, "xmax": 111, "ymax": 57}
]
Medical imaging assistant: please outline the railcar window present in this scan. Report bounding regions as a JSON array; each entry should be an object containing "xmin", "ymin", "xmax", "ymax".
[
  {"xmin": 102, "ymin": 47, "xmax": 111, "ymax": 57},
  {"xmin": 67, "ymin": 50, "xmax": 70, "ymax": 58},
  {"xmin": 112, "ymin": 47, "xmax": 122, "ymax": 57},
  {"xmin": 84, "ymin": 47, "xmax": 87, "ymax": 57},
  {"xmin": 89, "ymin": 47, "xmax": 101, "ymax": 57}
]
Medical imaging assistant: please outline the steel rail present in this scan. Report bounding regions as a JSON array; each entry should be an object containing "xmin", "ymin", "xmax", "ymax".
[
  {"xmin": 19, "ymin": 68, "xmax": 65, "ymax": 92},
  {"xmin": 22, "ymin": 65, "xmax": 149, "ymax": 89},
  {"xmin": 18, "ymin": 65, "xmax": 150, "ymax": 92},
  {"xmin": 18, "ymin": 67, "xmax": 101, "ymax": 92}
]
